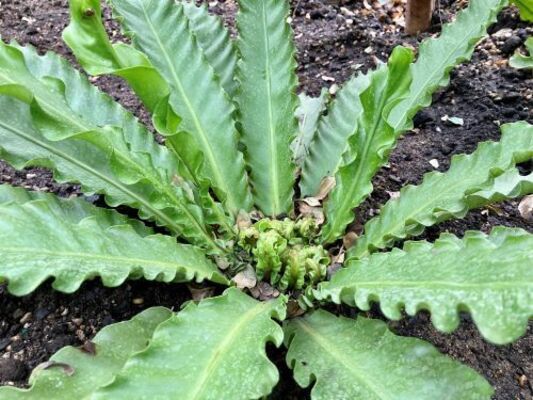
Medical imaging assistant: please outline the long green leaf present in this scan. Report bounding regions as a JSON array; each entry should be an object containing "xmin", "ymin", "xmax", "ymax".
[
  {"xmin": 0, "ymin": 41, "xmax": 220, "ymax": 250},
  {"xmin": 0, "ymin": 307, "xmax": 172, "ymax": 400},
  {"xmin": 299, "ymin": 72, "xmax": 370, "ymax": 197},
  {"xmin": 109, "ymin": 0, "xmax": 252, "ymax": 215},
  {"xmin": 236, "ymin": 0, "xmax": 298, "ymax": 216},
  {"xmin": 65, "ymin": 0, "xmax": 235, "ymax": 234},
  {"xmin": 0, "ymin": 192, "xmax": 227, "ymax": 296},
  {"xmin": 388, "ymin": 0, "xmax": 507, "ymax": 132},
  {"xmin": 350, "ymin": 121, "xmax": 533, "ymax": 259},
  {"xmin": 0, "ymin": 184, "xmax": 153, "ymax": 236},
  {"xmin": 291, "ymin": 91, "xmax": 328, "ymax": 168},
  {"xmin": 318, "ymin": 227, "xmax": 533, "ymax": 345},
  {"xmin": 285, "ymin": 310, "xmax": 492, "ymax": 400},
  {"xmin": 321, "ymin": 47, "xmax": 413, "ymax": 243},
  {"xmin": 93, "ymin": 288, "xmax": 286, "ymax": 400}
]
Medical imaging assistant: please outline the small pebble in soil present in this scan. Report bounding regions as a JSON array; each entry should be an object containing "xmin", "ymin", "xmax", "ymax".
[{"xmin": 500, "ymin": 35, "xmax": 522, "ymax": 55}]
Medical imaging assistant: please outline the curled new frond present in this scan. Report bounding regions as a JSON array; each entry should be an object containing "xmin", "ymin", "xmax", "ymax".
[{"xmin": 238, "ymin": 218, "xmax": 329, "ymax": 291}]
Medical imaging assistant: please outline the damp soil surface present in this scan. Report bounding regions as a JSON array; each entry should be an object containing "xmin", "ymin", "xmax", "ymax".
[{"xmin": 0, "ymin": 0, "xmax": 532, "ymax": 398}]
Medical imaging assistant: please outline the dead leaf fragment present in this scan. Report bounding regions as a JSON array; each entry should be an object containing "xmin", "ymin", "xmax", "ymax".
[
  {"xmin": 297, "ymin": 202, "xmax": 325, "ymax": 225},
  {"xmin": 187, "ymin": 284, "xmax": 216, "ymax": 301},
  {"xmin": 302, "ymin": 197, "xmax": 321, "ymax": 207},
  {"xmin": 386, "ymin": 191, "xmax": 400, "ymax": 200},
  {"xmin": 286, "ymin": 300, "xmax": 306, "ymax": 318},
  {"xmin": 214, "ymin": 256, "xmax": 231, "ymax": 270},
  {"xmin": 441, "ymin": 115, "xmax": 464, "ymax": 126},
  {"xmin": 518, "ymin": 195, "xmax": 533, "ymax": 221},
  {"xmin": 343, "ymin": 231, "xmax": 359, "ymax": 249},
  {"xmin": 232, "ymin": 265, "xmax": 257, "ymax": 289},
  {"xmin": 429, "ymin": 159, "xmax": 440, "ymax": 169},
  {"xmin": 80, "ymin": 340, "xmax": 97, "ymax": 356},
  {"xmin": 39, "ymin": 361, "xmax": 75, "ymax": 376},
  {"xmin": 316, "ymin": 176, "xmax": 336, "ymax": 200},
  {"xmin": 236, "ymin": 210, "xmax": 252, "ymax": 230},
  {"xmin": 249, "ymin": 281, "xmax": 280, "ymax": 301}
]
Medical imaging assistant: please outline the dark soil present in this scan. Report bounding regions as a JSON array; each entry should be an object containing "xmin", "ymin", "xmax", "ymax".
[{"xmin": 0, "ymin": 0, "xmax": 532, "ymax": 399}]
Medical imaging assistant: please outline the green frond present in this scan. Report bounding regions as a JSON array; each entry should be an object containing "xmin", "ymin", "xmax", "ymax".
[
  {"xmin": 350, "ymin": 121, "xmax": 533, "ymax": 260},
  {"xmin": 509, "ymin": 37, "xmax": 533, "ymax": 69},
  {"xmin": 0, "ymin": 41, "xmax": 220, "ymax": 250},
  {"xmin": 388, "ymin": 0, "xmax": 507, "ymax": 131},
  {"xmin": 93, "ymin": 288, "xmax": 287, "ymax": 400},
  {"xmin": 299, "ymin": 72, "xmax": 370, "ymax": 197},
  {"xmin": 236, "ymin": 0, "xmax": 298, "ymax": 216},
  {"xmin": 285, "ymin": 310, "xmax": 493, "ymax": 400},
  {"xmin": 109, "ymin": 0, "xmax": 252, "ymax": 215},
  {"xmin": 0, "ymin": 187, "xmax": 227, "ymax": 296},
  {"xmin": 318, "ymin": 227, "xmax": 533, "ymax": 345},
  {"xmin": 0, "ymin": 308, "xmax": 172, "ymax": 400},
  {"xmin": 320, "ymin": 47, "xmax": 413, "ymax": 243}
]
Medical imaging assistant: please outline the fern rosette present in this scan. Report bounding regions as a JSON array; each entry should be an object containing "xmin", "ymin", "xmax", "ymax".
[{"xmin": 0, "ymin": 0, "xmax": 531, "ymax": 398}]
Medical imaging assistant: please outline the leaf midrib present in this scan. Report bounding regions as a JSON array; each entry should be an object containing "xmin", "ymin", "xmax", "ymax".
[
  {"xmin": 0, "ymin": 247, "xmax": 200, "ymax": 272},
  {"xmin": 327, "ymin": 12, "xmax": 495, "ymax": 242},
  {"xmin": 355, "ymin": 158, "xmax": 508, "ymax": 258},
  {"xmin": 295, "ymin": 319, "xmax": 393, "ymax": 400},
  {"xmin": 261, "ymin": 1, "xmax": 281, "ymax": 215},
  {"xmin": 0, "ymin": 118, "xmax": 181, "ymax": 232}
]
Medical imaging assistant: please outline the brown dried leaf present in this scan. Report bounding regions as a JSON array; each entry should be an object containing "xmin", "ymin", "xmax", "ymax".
[
  {"xmin": 236, "ymin": 210, "xmax": 252, "ymax": 230},
  {"xmin": 343, "ymin": 231, "xmax": 359, "ymax": 249},
  {"xmin": 232, "ymin": 265, "xmax": 257, "ymax": 289},
  {"xmin": 249, "ymin": 281, "xmax": 280, "ymax": 301},
  {"xmin": 80, "ymin": 340, "xmax": 97, "ymax": 356},
  {"xmin": 297, "ymin": 202, "xmax": 325, "ymax": 225},
  {"xmin": 187, "ymin": 284, "xmax": 216, "ymax": 301},
  {"xmin": 302, "ymin": 197, "xmax": 321, "ymax": 207},
  {"xmin": 286, "ymin": 300, "xmax": 306, "ymax": 318},
  {"xmin": 39, "ymin": 361, "xmax": 75, "ymax": 376},
  {"xmin": 316, "ymin": 176, "xmax": 336, "ymax": 200},
  {"xmin": 214, "ymin": 256, "xmax": 231, "ymax": 270}
]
